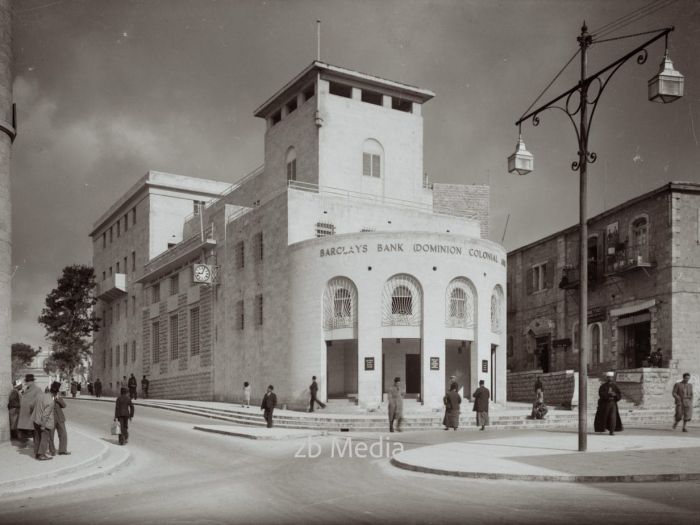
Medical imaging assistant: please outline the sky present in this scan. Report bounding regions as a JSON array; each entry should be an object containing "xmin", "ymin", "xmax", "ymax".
[{"xmin": 9, "ymin": 0, "xmax": 700, "ymax": 348}]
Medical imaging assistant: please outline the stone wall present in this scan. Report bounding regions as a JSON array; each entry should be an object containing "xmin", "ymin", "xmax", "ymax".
[
  {"xmin": 433, "ymin": 183, "xmax": 489, "ymax": 239},
  {"xmin": 149, "ymin": 371, "xmax": 213, "ymax": 400},
  {"xmin": 613, "ymin": 368, "xmax": 674, "ymax": 407},
  {"xmin": 507, "ymin": 369, "xmax": 576, "ymax": 407}
]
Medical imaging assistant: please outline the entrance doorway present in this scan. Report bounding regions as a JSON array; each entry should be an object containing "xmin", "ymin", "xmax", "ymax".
[
  {"xmin": 326, "ymin": 340, "xmax": 358, "ymax": 399},
  {"xmin": 382, "ymin": 338, "xmax": 421, "ymax": 399},
  {"xmin": 619, "ymin": 317, "xmax": 650, "ymax": 368},
  {"xmin": 445, "ymin": 340, "xmax": 471, "ymax": 397},
  {"xmin": 535, "ymin": 336, "xmax": 550, "ymax": 373}
]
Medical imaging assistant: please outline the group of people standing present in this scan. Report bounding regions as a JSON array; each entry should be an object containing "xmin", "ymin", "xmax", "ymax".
[
  {"xmin": 7, "ymin": 374, "xmax": 70, "ymax": 461},
  {"xmin": 441, "ymin": 376, "xmax": 492, "ymax": 432}
]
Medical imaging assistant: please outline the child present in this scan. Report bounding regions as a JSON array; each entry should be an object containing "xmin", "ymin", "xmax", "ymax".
[{"xmin": 242, "ymin": 381, "xmax": 251, "ymax": 408}]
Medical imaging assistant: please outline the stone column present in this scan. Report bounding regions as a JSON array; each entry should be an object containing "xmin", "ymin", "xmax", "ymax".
[{"xmin": 0, "ymin": 0, "xmax": 12, "ymax": 443}]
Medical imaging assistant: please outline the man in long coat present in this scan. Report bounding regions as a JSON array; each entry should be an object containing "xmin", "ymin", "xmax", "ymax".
[
  {"xmin": 94, "ymin": 378, "xmax": 102, "ymax": 398},
  {"xmin": 114, "ymin": 387, "xmax": 135, "ymax": 445},
  {"xmin": 472, "ymin": 380, "xmax": 490, "ymax": 430},
  {"xmin": 388, "ymin": 377, "xmax": 404, "ymax": 432},
  {"xmin": 672, "ymin": 373, "xmax": 693, "ymax": 432},
  {"xmin": 51, "ymin": 382, "xmax": 69, "ymax": 454},
  {"xmin": 260, "ymin": 385, "xmax": 277, "ymax": 428},
  {"xmin": 594, "ymin": 372, "xmax": 623, "ymax": 435},
  {"xmin": 128, "ymin": 374, "xmax": 138, "ymax": 400},
  {"xmin": 443, "ymin": 384, "xmax": 461, "ymax": 430},
  {"xmin": 32, "ymin": 383, "xmax": 56, "ymax": 460},
  {"xmin": 8, "ymin": 383, "xmax": 21, "ymax": 440},
  {"xmin": 17, "ymin": 374, "xmax": 41, "ymax": 446}
]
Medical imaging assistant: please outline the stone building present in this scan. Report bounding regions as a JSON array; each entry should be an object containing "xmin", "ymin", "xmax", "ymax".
[
  {"xmin": 90, "ymin": 61, "xmax": 507, "ymax": 409},
  {"xmin": 507, "ymin": 182, "xmax": 700, "ymax": 406}
]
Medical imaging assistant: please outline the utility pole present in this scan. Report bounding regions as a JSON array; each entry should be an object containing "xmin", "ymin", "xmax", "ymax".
[{"xmin": 0, "ymin": 0, "xmax": 14, "ymax": 443}]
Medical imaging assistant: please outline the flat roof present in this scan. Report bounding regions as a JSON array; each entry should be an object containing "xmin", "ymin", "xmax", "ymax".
[
  {"xmin": 508, "ymin": 181, "xmax": 700, "ymax": 256},
  {"xmin": 254, "ymin": 61, "xmax": 435, "ymax": 118},
  {"xmin": 89, "ymin": 171, "xmax": 230, "ymax": 237}
]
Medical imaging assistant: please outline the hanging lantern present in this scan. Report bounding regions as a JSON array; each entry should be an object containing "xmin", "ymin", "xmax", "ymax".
[
  {"xmin": 508, "ymin": 135, "xmax": 534, "ymax": 175},
  {"xmin": 648, "ymin": 51, "xmax": 684, "ymax": 103}
]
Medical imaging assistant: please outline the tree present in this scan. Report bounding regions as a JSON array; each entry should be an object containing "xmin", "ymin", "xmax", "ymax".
[
  {"xmin": 11, "ymin": 342, "xmax": 40, "ymax": 381},
  {"xmin": 38, "ymin": 265, "xmax": 100, "ymax": 375}
]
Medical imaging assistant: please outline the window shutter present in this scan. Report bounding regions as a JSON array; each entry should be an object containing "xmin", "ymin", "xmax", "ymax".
[
  {"xmin": 545, "ymin": 259, "xmax": 555, "ymax": 288},
  {"xmin": 372, "ymin": 154, "xmax": 381, "ymax": 178},
  {"xmin": 363, "ymin": 153, "xmax": 371, "ymax": 177},
  {"xmin": 526, "ymin": 268, "xmax": 534, "ymax": 295}
]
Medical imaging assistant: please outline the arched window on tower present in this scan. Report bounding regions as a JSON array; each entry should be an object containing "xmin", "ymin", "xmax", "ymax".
[
  {"xmin": 323, "ymin": 277, "xmax": 357, "ymax": 331},
  {"xmin": 445, "ymin": 278, "xmax": 476, "ymax": 329},
  {"xmin": 392, "ymin": 286, "xmax": 413, "ymax": 315},
  {"xmin": 362, "ymin": 139, "xmax": 383, "ymax": 178},
  {"xmin": 334, "ymin": 288, "xmax": 352, "ymax": 319},
  {"xmin": 286, "ymin": 147, "xmax": 297, "ymax": 182}
]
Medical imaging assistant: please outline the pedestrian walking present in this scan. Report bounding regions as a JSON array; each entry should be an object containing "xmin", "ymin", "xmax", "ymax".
[
  {"xmin": 114, "ymin": 387, "xmax": 135, "ymax": 445},
  {"xmin": 141, "ymin": 375, "xmax": 149, "ymax": 399},
  {"xmin": 672, "ymin": 373, "xmax": 693, "ymax": 432},
  {"xmin": 260, "ymin": 385, "xmax": 277, "ymax": 428},
  {"xmin": 17, "ymin": 374, "xmax": 41, "ymax": 447},
  {"xmin": 128, "ymin": 373, "xmax": 138, "ymax": 400},
  {"xmin": 51, "ymin": 383, "xmax": 69, "ymax": 455},
  {"xmin": 32, "ymin": 382, "xmax": 57, "ymax": 460},
  {"xmin": 308, "ymin": 376, "xmax": 326, "ymax": 412},
  {"xmin": 443, "ymin": 383, "xmax": 461, "ymax": 431},
  {"xmin": 8, "ymin": 382, "xmax": 21, "ymax": 440},
  {"xmin": 87, "ymin": 381, "xmax": 93, "ymax": 395},
  {"xmin": 94, "ymin": 378, "xmax": 102, "ymax": 398},
  {"xmin": 594, "ymin": 371, "xmax": 623, "ymax": 435},
  {"xmin": 473, "ymin": 380, "xmax": 490, "ymax": 430},
  {"xmin": 70, "ymin": 381, "xmax": 77, "ymax": 398},
  {"xmin": 242, "ymin": 381, "xmax": 251, "ymax": 408},
  {"xmin": 388, "ymin": 377, "xmax": 404, "ymax": 432}
]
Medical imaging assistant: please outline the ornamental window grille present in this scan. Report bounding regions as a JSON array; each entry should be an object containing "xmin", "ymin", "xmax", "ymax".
[
  {"xmin": 123, "ymin": 343, "xmax": 128, "ymax": 365},
  {"xmin": 152, "ymin": 322, "xmax": 160, "ymax": 363},
  {"xmin": 170, "ymin": 315, "xmax": 178, "ymax": 360},
  {"xmin": 116, "ymin": 344, "xmax": 120, "ymax": 366},
  {"xmin": 315, "ymin": 222, "xmax": 335, "ymax": 237},
  {"xmin": 169, "ymin": 274, "xmax": 179, "ymax": 296},
  {"xmin": 255, "ymin": 294, "xmax": 263, "ymax": 326},
  {"xmin": 445, "ymin": 278, "xmax": 476, "ymax": 329},
  {"xmin": 190, "ymin": 307, "xmax": 200, "ymax": 355},
  {"xmin": 236, "ymin": 241, "xmax": 245, "ymax": 269},
  {"xmin": 491, "ymin": 285, "xmax": 504, "ymax": 333},
  {"xmin": 103, "ymin": 348, "xmax": 107, "ymax": 369},
  {"xmin": 382, "ymin": 274, "xmax": 422, "ymax": 326},
  {"xmin": 255, "ymin": 232, "xmax": 264, "ymax": 261},
  {"xmin": 131, "ymin": 341, "xmax": 136, "ymax": 363},
  {"xmin": 323, "ymin": 277, "xmax": 357, "ymax": 330}
]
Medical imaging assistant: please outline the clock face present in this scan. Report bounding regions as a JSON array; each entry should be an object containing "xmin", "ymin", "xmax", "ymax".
[{"xmin": 194, "ymin": 264, "xmax": 211, "ymax": 282}]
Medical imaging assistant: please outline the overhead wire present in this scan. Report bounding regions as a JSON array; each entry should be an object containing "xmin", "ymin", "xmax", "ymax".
[
  {"xmin": 519, "ymin": 48, "xmax": 580, "ymax": 121},
  {"xmin": 590, "ymin": 0, "xmax": 664, "ymax": 36},
  {"xmin": 593, "ymin": 0, "xmax": 678, "ymax": 40}
]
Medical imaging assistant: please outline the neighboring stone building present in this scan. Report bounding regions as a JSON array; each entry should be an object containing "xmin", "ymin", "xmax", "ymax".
[
  {"xmin": 91, "ymin": 61, "xmax": 507, "ymax": 409},
  {"xmin": 507, "ymin": 182, "xmax": 700, "ymax": 407}
]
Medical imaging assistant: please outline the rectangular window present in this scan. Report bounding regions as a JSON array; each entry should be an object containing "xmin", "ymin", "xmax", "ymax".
[
  {"xmin": 132, "ymin": 295, "xmax": 136, "ymax": 316},
  {"xmin": 362, "ymin": 153, "xmax": 381, "ymax": 178},
  {"xmin": 255, "ymin": 294, "xmax": 263, "ymax": 326},
  {"xmin": 116, "ymin": 343, "xmax": 120, "ymax": 366},
  {"xmin": 329, "ymin": 81, "xmax": 352, "ymax": 98},
  {"xmin": 193, "ymin": 200, "xmax": 206, "ymax": 215},
  {"xmin": 102, "ymin": 271, "xmax": 106, "ymax": 281},
  {"xmin": 132, "ymin": 251, "xmax": 136, "ymax": 272},
  {"xmin": 315, "ymin": 222, "xmax": 336, "ymax": 238},
  {"xmin": 237, "ymin": 300, "xmax": 244, "ymax": 330},
  {"xmin": 109, "ymin": 266, "xmax": 113, "ymax": 277},
  {"xmin": 169, "ymin": 274, "xmax": 179, "ymax": 295},
  {"xmin": 286, "ymin": 97, "xmax": 297, "ymax": 114},
  {"xmin": 190, "ymin": 307, "xmax": 200, "ymax": 355},
  {"xmin": 361, "ymin": 89, "xmax": 383, "ymax": 106},
  {"xmin": 170, "ymin": 315, "xmax": 178, "ymax": 360},
  {"xmin": 116, "ymin": 261, "xmax": 120, "ymax": 274},
  {"xmin": 124, "ymin": 343, "xmax": 128, "ymax": 365},
  {"xmin": 392, "ymin": 97, "xmax": 413, "ymax": 113},
  {"xmin": 116, "ymin": 303, "xmax": 120, "ymax": 322},
  {"xmin": 124, "ymin": 298, "xmax": 128, "ymax": 318},
  {"xmin": 236, "ymin": 241, "xmax": 245, "ymax": 269},
  {"xmin": 132, "ymin": 207, "xmax": 136, "ymax": 226},
  {"xmin": 124, "ymin": 214, "xmax": 128, "ymax": 232},
  {"xmin": 102, "ymin": 233, "xmax": 106, "ymax": 248},
  {"xmin": 270, "ymin": 109, "xmax": 281, "ymax": 126},
  {"xmin": 529, "ymin": 262, "xmax": 549, "ymax": 293},
  {"xmin": 152, "ymin": 321, "xmax": 160, "ymax": 363},
  {"xmin": 117, "ymin": 220, "xmax": 120, "ymax": 238},
  {"xmin": 110, "ymin": 227, "xmax": 113, "ymax": 243},
  {"xmin": 124, "ymin": 257, "xmax": 128, "ymax": 274},
  {"xmin": 103, "ymin": 348, "xmax": 107, "ymax": 369},
  {"xmin": 152, "ymin": 283, "xmax": 160, "ymax": 304},
  {"xmin": 286, "ymin": 159, "xmax": 297, "ymax": 181},
  {"xmin": 255, "ymin": 232, "xmax": 264, "ymax": 261},
  {"xmin": 302, "ymin": 82, "xmax": 315, "ymax": 101}
]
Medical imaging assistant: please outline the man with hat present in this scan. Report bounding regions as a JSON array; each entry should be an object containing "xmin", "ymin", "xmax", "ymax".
[
  {"xmin": 7, "ymin": 381, "xmax": 21, "ymax": 440},
  {"xmin": 672, "ymin": 373, "xmax": 693, "ymax": 432},
  {"xmin": 594, "ymin": 371, "xmax": 623, "ymax": 435},
  {"xmin": 17, "ymin": 373, "xmax": 41, "ymax": 447},
  {"xmin": 50, "ymin": 381, "xmax": 69, "ymax": 455},
  {"xmin": 32, "ymin": 381, "xmax": 58, "ymax": 460},
  {"xmin": 388, "ymin": 377, "xmax": 404, "ymax": 432}
]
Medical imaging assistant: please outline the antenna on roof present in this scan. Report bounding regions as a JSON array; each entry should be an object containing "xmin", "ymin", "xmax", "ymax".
[{"xmin": 316, "ymin": 19, "xmax": 321, "ymax": 61}]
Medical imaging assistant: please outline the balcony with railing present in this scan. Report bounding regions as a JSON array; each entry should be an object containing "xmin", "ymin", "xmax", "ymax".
[
  {"xmin": 605, "ymin": 243, "xmax": 653, "ymax": 274},
  {"xmin": 96, "ymin": 273, "xmax": 127, "ymax": 302},
  {"xmin": 558, "ymin": 261, "xmax": 601, "ymax": 289}
]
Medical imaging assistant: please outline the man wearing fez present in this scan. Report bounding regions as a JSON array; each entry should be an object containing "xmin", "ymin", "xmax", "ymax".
[
  {"xmin": 17, "ymin": 374, "xmax": 41, "ymax": 447},
  {"xmin": 594, "ymin": 371, "xmax": 623, "ymax": 435},
  {"xmin": 672, "ymin": 373, "xmax": 694, "ymax": 432}
]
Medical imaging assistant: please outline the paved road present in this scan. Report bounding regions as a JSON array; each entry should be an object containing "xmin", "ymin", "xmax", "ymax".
[{"xmin": 1, "ymin": 399, "xmax": 699, "ymax": 525}]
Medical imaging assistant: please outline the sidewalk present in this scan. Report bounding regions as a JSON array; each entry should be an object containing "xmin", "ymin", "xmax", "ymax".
[
  {"xmin": 193, "ymin": 424, "xmax": 327, "ymax": 440},
  {"xmin": 391, "ymin": 429, "xmax": 700, "ymax": 482},
  {"xmin": 0, "ymin": 426, "xmax": 131, "ymax": 498}
]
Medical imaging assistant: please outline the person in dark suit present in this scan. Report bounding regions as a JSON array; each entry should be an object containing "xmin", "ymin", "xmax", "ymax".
[
  {"xmin": 50, "ymin": 381, "xmax": 69, "ymax": 455},
  {"xmin": 8, "ymin": 383, "xmax": 21, "ymax": 440},
  {"xmin": 594, "ymin": 372, "xmax": 623, "ymax": 435},
  {"xmin": 17, "ymin": 374, "xmax": 41, "ymax": 447},
  {"xmin": 127, "ymin": 374, "xmax": 138, "ymax": 400},
  {"xmin": 672, "ymin": 373, "xmax": 693, "ymax": 432},
  {"xmin": 443, "ymin": 383, "xmax": 461, "ymax": 431},
  {"xmin": 472, "ymin": 380, "xmax": 490, "ymax": 430},
  {"xmin": 94, "ymin": 378, "xmax": 102, "ymax": 398},
  {"xmin": 141, "ymin": 375, "xmax": 149, "ymax": 399},
  {"xmin": 309, "ymin": 376, "xmax": 326, "ymax": 412},
  {"xmin": 114, "ymin": 387, "xmax": 135, "ymax": 445},
  {"xmin": 260, "ymin": 385, "xmax": 277, "ymax": 428}
]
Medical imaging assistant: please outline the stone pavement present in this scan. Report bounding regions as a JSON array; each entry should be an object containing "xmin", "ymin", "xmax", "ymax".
[
  {"xmin": 193, "ymin": 424, "xmax": 327, "ymax": 440},
  {"xmin": 391, "ymin": 428, "xmax": 700, "ymax": 482},
  {"xmin": 0, "ymin": 425, "xmax": 131, "ymax": 498}
]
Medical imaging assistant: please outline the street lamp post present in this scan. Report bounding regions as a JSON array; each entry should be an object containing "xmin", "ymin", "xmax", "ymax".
[{"xmin": 509, "ymin": 23, "xmax": 683, "ymax": 452}]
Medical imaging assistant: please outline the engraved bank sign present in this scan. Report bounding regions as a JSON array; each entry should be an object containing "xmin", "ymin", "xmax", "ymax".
[{"xmin": 319, "ymin": 241, "xmax": 506, "ymax": 266}]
